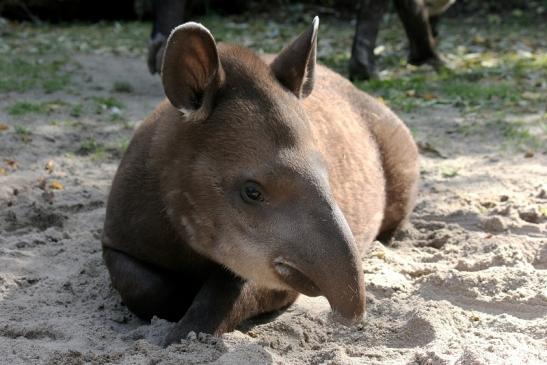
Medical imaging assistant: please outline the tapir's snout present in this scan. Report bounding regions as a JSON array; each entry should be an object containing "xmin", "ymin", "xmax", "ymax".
[{"xmin": 272, "ymin": 202, "xmax": 366, "ymax": 324}]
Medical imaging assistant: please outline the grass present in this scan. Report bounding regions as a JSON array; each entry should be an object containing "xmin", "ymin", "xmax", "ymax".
[
  {"xmin": 112, "ymin": 81, "xmax": 134, "ymax": 93},
  {"xmin": 0, "ymin": 9, "xmax": 544, "ymax": 155},
  {"xmin": 70, "ymin": 104, "xmax": 83, "ymax": 118},
  {"xmin": 6, "ymin": 100, "xmax": 67, "ymax": 116},
  {"xmin": 92, "ymin": 96, "xmax": 124, "ymax": 112},
  {"xmin": 440, "ymin": 166, "xmax": 459, "ymax": 178},
  {"xmin": 77, "ymin": 138, "xmax": 105, "ymax": 158},
  {"xmin": 0, "ymin": 22, "xmax": 146, "ymax": 94},
  {"xmin": 496, "ymin": 119, "xmax": 547, "ymax": 150},
  {"xmin": 0, "ymin": 57, "xmax": 72, "ymax": 93},
  {"xmin": 14, "ymin": 124, "xmax": 32, "ymax": 143}
]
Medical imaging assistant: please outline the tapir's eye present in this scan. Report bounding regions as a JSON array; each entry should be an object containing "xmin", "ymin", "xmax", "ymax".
[{"xmin": 241, "ymin": 181, "xmax": 265, "ymax": 204}]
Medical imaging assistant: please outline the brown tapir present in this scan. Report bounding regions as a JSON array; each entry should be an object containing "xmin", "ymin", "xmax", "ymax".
[{"xmin": 101, "ymin": 17, "xmax": 419, "ymax": 346}]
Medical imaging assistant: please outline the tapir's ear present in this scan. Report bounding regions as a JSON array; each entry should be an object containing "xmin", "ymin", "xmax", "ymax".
[
  {"xmin": 161, "ymin": 22, "xmax": 224, "ymax": 120},
  {"xmin": 271, "ymin": 16, "xmax": 319, "ymax": 99}
]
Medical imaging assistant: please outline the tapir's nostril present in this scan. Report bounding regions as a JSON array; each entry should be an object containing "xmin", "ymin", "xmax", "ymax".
[{"xmin": 273, "ymin": 258, "xmax": 322, "ymax": 297}]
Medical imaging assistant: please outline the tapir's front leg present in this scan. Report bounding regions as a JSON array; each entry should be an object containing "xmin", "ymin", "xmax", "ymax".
[{"xmin": 162, "ymin": 268, "xmax": 298, "ymax": 347}]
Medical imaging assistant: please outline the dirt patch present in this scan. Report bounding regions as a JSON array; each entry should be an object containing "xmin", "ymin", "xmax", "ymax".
[{"xmin": 1, "ymin": 20, "xmax": 546, "ymax": 365}]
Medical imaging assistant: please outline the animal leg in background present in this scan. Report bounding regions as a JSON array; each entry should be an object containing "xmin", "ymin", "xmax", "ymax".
[
  {"xmin": 147, "ymin": 0, "xmax": 193, "ymax": 74},
  {"xmin": 393, "ymin": 0, "xmax": 442, "ymax": 68},
  {"xmin": 349, "ymin": 0, "xmax": 389, "ymax": 81}
]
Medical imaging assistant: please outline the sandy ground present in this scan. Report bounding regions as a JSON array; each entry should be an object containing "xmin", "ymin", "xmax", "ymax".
[{"xmin": 1, "ymin": 52, "xmax": 546, "ymax": 365}]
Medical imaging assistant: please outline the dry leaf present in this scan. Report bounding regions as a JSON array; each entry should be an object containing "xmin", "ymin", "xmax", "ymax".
[
  {"xmin": 0, "ymin": 167, "xmax": 6, "ymax": 176},
  {"xmin": 421, "ymin": 93, "xmax": 437, "ymax": 100},
  {"xmin": 522, "ymin": 92, "xmax": 540, "ymax": 100},
  {"xmin": 4, "ymin": 159, "xmax": 18, "ymax": 169},
  {"xmin": 0, "ymin": 122, "xmax": 9, "ymax": 132},
  {"xmin": 49, "ymin": 180, "xmax": 64, "ymax": 190},
  {"xmin": 472, "ymin": 35, "xmax": 486, "ymax": 44},
  {"xmin": 45, "ymin": 160, "xmax": 54, "ymax": 173},
  {"xmin": 370, "ymin": 250, "xmax": 386, "ymax": 260}
]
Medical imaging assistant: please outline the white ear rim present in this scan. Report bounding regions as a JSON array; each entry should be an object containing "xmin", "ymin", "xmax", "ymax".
[
  {"xmin": 160, "ymin": 21, "xmax": 216, "ymax": 78},
  {"xmin": 160, "ymin": 21, "xmax": 221, "ymax": 121}
]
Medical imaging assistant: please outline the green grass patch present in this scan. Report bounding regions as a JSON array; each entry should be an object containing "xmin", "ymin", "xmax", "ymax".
[
  {"xmin": 496, "ymin": 119, "xmax": 546, "ymax": 150},
  {"xmin": 92, "ymin": 96, "xmax": 124, "ymax": 113},
  {"xmin": 440, "ymin": 166, "xmax": 459, "ymax": 178},
  {"xmin": 77, "ymin": 138, "xmax": 105, "ymax": 156},
  {"xmin": 14, "ymin": 124, "xmax": 32, "ymax": 143},
  {"xmin": 14, "ymin": 124, "xmax": 30, "ymax": 134},
  {"xmin": 112, "ymin": 81, "xmax": 134, "ymax": 93},
  {"xmin": 439, "ymin": 80, "xmax": 517, "ymax": 106},
  {"xmin": 0, "ymin": 57, "xmax": 72, "ymax": 93},
  {"xmin": 70, "ymin": 104, "xmax": 83, "ymax": 118},
  {"xmin": 6, "ymin": 100, "xmax": 67, "ymax": 116}
]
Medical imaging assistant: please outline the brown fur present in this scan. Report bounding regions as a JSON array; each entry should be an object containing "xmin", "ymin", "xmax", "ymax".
[{"xmin": 102, "ymin": 19, "xmax": 418, "ymax": 346}]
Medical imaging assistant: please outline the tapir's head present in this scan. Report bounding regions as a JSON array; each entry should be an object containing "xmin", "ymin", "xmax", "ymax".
[{"xmin": 159, "ymin": 17, "xmax": 365, "ymax": 323}]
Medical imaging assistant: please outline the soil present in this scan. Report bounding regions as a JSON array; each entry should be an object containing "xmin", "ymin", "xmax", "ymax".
[{"xmin": 1, "ymin": 52, "xmax": 546, "ymax": 365}]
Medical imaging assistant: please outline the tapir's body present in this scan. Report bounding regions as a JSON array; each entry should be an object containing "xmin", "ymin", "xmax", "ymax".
[{"xmin": 102, "ymin": 19, "xmax": 418, "ymax": 346}]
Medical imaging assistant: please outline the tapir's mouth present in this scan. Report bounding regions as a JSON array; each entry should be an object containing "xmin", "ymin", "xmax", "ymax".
[{"xmin": 273, "ymin": 257, "xmax": 321, "ymax": 297}]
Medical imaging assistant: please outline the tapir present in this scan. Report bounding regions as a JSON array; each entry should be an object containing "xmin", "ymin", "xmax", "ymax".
[{"xmin": 102, "ymin": 17, "xmax": 419, "ymax": 346}]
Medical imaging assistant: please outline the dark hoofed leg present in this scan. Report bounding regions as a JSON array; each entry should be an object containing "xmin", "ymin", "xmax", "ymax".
[
  {"xmin": 148, "ymin": 0, "xmax": 193, "ymax": 73},
  {"xmin": 162, "ymin": 268, "xmax": 298, "ymax": 347},
  {"xmin": 103, "ymin": 247, "xmax": 200, "ymax": 322},
  {"xmin": 392, "ymin": 0, "xmax": 443, "ymax": 69},
  {"xmin": 349, "ymin": 0, "xmax": 389, "ymax": 81}
]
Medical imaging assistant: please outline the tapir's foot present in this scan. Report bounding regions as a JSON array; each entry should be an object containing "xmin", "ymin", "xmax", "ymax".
[
  {"xmin": 102, "ymin": 247, "xmax": 199, "ymax": 322},
  {"xmin": 162, "ymin": 269, "xmax": 298, "ymax": 347},
  {"xmin": 377, "ymin": 227, "xmax": 398, "ymax": 245}
]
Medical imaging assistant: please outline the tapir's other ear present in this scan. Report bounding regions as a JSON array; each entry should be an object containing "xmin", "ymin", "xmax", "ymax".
[
  {"xmin": 271, "ymin": 16, "xmax": 319, "ymax": 99},
  {"xmin": 161, "ymin": 22, "xmax": 223, "ymax": 120}
]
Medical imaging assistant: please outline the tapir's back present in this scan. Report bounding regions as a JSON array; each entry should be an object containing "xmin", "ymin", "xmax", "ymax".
[{"xmin": 301, "ymin": 64, "xmax": 419, "ymax": 248}]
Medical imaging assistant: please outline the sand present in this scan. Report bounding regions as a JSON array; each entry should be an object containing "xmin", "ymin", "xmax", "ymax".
[{"xmin": 1, "ymin": 53, "xmax": 546, "ymax": 365}]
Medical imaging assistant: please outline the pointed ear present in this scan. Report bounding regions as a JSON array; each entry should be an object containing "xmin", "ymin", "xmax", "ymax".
[
  {"xmin": 271, "ymin": 16, "xmax": 319, "ymax": 99},
  {"xmin": 161, "ymin": 22, "xmax": 224, "ymax": 121}
]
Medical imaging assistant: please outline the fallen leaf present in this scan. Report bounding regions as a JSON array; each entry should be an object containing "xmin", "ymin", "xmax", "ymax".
[
  {"xmin": 472, "ymin": 35, "xmax": 486, "ymax": 44},
  {"xmin": 49, "ymin": 180, "xmax": 64, "ymax": 190},
  {"xmin": 406, "ymin": 89, "xmax": 416, "ymax": 97},
  {"xmin": 45, "ymin": 160, "xmax": 54, "ymax": 173},
  {"xmin": 417, "ymin": 141, "xmax": 447, "ymax": 158},
  {"xmin": 480, "ymin": 59, "xmax": 498, "ymax": 68},
  {"xmin": 522, "ymin": 92, "xmax": 540, "ymax": 100},
  {"xmin": 4, "ymin": 159, "xmax": 18, "ymax": 169},
  {"xmin": 37, "ymin": 177, "xmax": 47, "ymax": 190},
  {"xmin": 0, "ymin": 122, "xmax": 9, "ymax": 132},
  {"xmin": 421, "ymin": 93, "xmax": 437, "ymax": 100},
  {"xmin": 370, "ymin": 250, "xmax": 386, "ymax": 260},
  {"xmin": 470, "ymin": 314, "xmax": 480, "ymax": 322},
  {"xmin": 0, "ymin": 167, "xmax": 5, "ymax": 176},
  {"xmin": 441, "ymin": 166, "xmax": 459, "ymax": 178}
]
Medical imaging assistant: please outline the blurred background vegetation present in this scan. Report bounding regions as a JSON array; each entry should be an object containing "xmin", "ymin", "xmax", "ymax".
[
  {"xmin": 0, "ymin": 0, "xmax": 545, "ymax": 21},
  {"xmin": 0, "ymin": 0, "xmax": 545, "ymax": 155}
]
